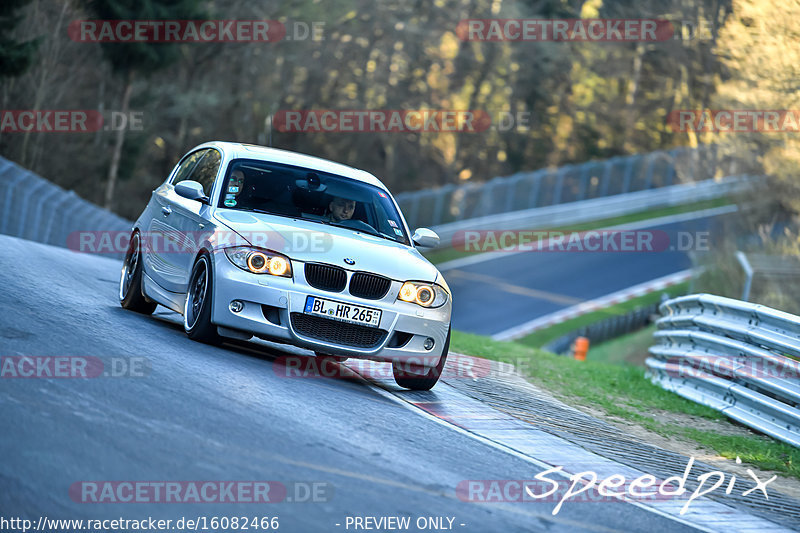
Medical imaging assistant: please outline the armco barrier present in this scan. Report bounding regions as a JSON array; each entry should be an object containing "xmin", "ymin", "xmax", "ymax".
[
  {"xmin": 0, "ymin": 156, "xmax": 131, "ymax": 255},
  {"xmin": 646, "ymin": 294, "xmax": 800, "ymax": 448},
  {"xmin": 430, "ymin": 175, "xmax": 750, "ymax": 249},
  {"xmin": 397, "ymin": 144, "xmax": 734, "ymax": 230}
]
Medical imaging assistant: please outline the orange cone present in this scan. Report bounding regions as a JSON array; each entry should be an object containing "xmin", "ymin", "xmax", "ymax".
[{"xmin": 573, "ymin": 337, "xmax": 589, "ymax": 361}]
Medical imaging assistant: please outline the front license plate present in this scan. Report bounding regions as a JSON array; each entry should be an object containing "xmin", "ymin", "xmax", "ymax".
[{"xmin": 304, "ymin": 296, "xmax": 382, "ymax": 327}]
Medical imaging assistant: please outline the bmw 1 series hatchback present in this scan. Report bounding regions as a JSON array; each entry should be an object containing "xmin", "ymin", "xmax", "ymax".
[{"xmin": 119, "ymin": 142, "xmax": 452, "ymax": 390}]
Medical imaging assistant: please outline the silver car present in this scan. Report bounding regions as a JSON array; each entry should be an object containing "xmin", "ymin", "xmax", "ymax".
[{"xmin": 119, "ymin": 141, "xmax": 452, "ymax": 390}]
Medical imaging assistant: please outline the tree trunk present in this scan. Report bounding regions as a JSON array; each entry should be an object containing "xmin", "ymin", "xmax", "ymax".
[
  {"xmin": 104, "ymin": 70, "xmax": 134, "ymax": 210},
  {"xmin": 623, "ymin": 43, "xmax": 644, "ymax": 152}
]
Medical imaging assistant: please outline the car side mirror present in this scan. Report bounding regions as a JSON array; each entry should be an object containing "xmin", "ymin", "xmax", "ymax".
[
  {"xmin": 412, "ymin": 228, "xmax": 440, "ymax": 248},
  {"xmin": 175, "ymin": 180, "xmax": 209, "ymax": 204}
]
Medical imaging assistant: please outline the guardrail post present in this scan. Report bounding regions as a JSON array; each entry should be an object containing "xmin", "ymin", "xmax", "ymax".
[
  {"xmin": 577, "ymin": 164, "xmax": 590, "ymax": 201},
  {"xmin": 17, "ymin": 178, "xmax": 50, "ymax": 240},
  {"xmin": 643, "ymin": 152, "xmax": 657, "ymax": 190},
  {"xmin": 406, "ymin": 194, "xmax": 420, "ymax": 229},
  {"xmin": 736, "ymin": 251, "xmax": 754, "ymax": 301},
  {"xmin": 553, "ymin": 166, "xmax": 568, "ymax": 205},
  {"xmin": 504, "ymin": 173, "xmax": 525, "ymax": 212},
  {"xmin": 1, "ymin": 168, "xmax": 28, "ymax": 235},
  {"xmin": 26, "ymin": 182, "xmax": 63, "ymax": 241},
  {"xmin": 599, "ymin": 158, "xmax": 614, "ymax": 197},
  {"xmin": 664, "ymin": 161, "xmax": 676, "ymax": 187},
  {"xmin": 432, "ymin": 184, "xmax": 454, "ymax": 226},
  {"xmin": 621, "ymin": 155, "xmax": 637, "ymax": 194},
  {"xmin": 528, "ymin": 170, "xmax": 543, "ymax": 208}
]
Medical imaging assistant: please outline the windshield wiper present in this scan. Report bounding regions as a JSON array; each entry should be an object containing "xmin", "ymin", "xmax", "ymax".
[{"xmin": 237, "ymin": 207, "xmax": 275, "ymax": 216}]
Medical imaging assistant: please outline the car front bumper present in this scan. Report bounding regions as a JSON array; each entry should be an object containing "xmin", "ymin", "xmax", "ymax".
[{"xmin": 209, "ymin": 252, "xmax": 451, "ymax": 368}]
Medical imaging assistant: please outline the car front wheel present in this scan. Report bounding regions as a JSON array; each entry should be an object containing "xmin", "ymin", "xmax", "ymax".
[
  {"xmin": 184, "ymin": 254, "xmax": 221, "ymax": 344},
  {"xmin": 392, "ymin": 328, "xmax": 450, "ymax": 391},
  {"xmin": 119, "ymin": 232, "xmax": 157, "ymax": 314}
]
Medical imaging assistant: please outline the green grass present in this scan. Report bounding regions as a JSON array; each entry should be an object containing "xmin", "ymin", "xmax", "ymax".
[
  {"xmin": 518, "ymin": 281, "xmax": 690, "ymax": 349},
  {"xmin": 586, "ymin": 324, "xmax": 658, "ymax": 365},
  {"xmin": 423, "ymin": 196, "xmax": 733, "ymax": 265},
  {"xmin": 450, "ymin": 330, "xmax": 800, "ymax": 479}
]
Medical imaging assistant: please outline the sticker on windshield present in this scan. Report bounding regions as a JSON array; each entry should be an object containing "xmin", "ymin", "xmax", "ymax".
[
  {"xmin": 388, "ymin": 220, "xmax": 399, "ymax": 228},
  {"xmin": 228, "ymin": 186, "xmax": 240, "ymax": 193},
  {"xmin": 224, "ymin": 199, "xmax": 237, "ymax": 207},
  {"xmin": 393, "ymin": 228, "xmax": 403, "ymax": 236}
]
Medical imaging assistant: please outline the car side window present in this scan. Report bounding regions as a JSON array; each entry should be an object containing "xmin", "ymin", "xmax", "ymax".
[
  {"xmin": 187, "ymin": 149, "xmax": 221, "ymax": 196},
  {"xmin": 171, "ymin": 149, "xmax": 207, "ymax": 185}
]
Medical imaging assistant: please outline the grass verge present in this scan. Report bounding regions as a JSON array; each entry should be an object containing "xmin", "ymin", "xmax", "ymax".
[
  {"xmin": 585, "ymin": 324, "xmax": 658, "ymax": 365},
  {"xmin": 450, "ymin": 330, "xmax": 800, "ymax": 479},
  {"xmin": 423, "ymin": 196, "xmax": 733, "ymax": 265}
]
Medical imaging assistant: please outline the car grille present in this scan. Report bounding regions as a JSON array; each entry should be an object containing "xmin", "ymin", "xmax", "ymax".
[
  {"xmin": 305, "ymin": 263, "xmax": 346, "ymax": 292},
  {"xmin": 349, "ymin": 272, "xmax": 391, "ymax": 300},
  {"xmin": 290, "ymin": 313, "xmax": 388, "ymax": 348}
]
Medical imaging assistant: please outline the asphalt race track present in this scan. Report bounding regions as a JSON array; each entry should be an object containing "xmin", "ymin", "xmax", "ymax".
[
  {"xmin": 444, "ymin": 208, "xmax": 732, "ymax": 337},
  {"xmin": 0, "ymin": 234, "xmax": 706, "ymax": 532}
]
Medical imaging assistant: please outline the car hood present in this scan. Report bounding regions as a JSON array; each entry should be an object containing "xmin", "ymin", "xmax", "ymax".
[{"xmin": 213, "ymin": 210, "xmax": 440, "ymax": 282}]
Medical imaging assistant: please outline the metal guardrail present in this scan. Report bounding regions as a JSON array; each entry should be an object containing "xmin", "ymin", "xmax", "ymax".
[
  {"xmin": 0, "ymin": 156, "xmax": 131, "ymax": 255},
  {"xmin": 646, "ymin": 294, "xmax": 800, "ymax": 447},
  {"xmin": 430, "ymin": 175, "xmax": 750, "ymax": 249},
  {"xmin": 397, "ymin": 144, "xmax": 730, "ymax": 230}
]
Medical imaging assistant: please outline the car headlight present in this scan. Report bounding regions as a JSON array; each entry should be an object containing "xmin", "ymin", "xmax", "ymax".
[
  {"xmin": 224, "ymin": 247, "xmax": 292, "ymax": 277},
  {"xmin": 397, "ymin": 281, "xmax": 448, "ymax": 308}
]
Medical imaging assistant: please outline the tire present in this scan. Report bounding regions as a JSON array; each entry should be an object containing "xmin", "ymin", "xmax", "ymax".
[
  {"xmin": 119, "ymin": 232, "xmax": 157, "ymax": 315},
  {"xmin": 184, "ymin": 254, "xmax": 222, "ymax": 344},
  {"xmin": 392, "ymin": 328, "xmax": 450, "ymax": 391}
]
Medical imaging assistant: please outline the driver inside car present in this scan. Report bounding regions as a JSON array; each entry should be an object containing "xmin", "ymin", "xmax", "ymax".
[{"xmin": 328, "ymin": 196, "xmax": 356, "ymax": 222}]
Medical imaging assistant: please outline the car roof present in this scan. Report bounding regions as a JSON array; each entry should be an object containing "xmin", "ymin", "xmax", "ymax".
[{"xmin": 192, "ymin": 141, "xmax": 388, "ymax": 190}]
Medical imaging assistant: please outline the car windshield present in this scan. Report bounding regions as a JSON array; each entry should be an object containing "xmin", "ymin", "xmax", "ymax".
[{"xmin": 217, "ymin": 159, "xmax": 409, "ymax": 245}]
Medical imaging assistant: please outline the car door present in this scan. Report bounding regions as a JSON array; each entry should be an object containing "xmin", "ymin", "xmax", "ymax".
[
  {"xmin": 145, "ymin": 149, "xmax": 207, "ymax": 292},
  {"xmin": 168, "ymin": 148, "xmax": 222, "ymax": 290}
]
